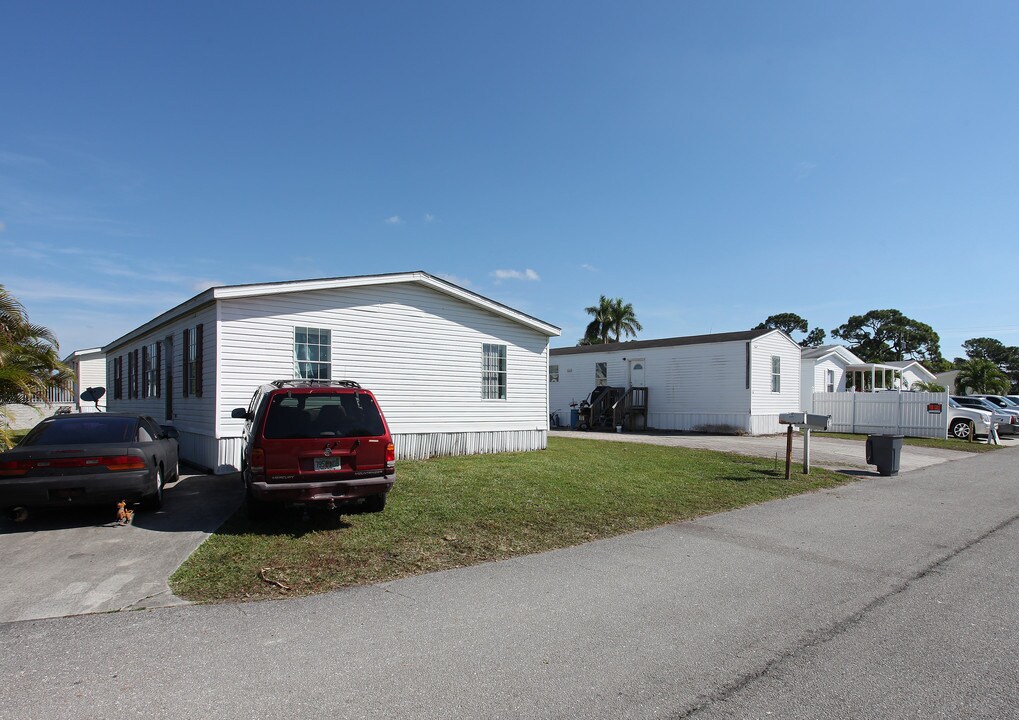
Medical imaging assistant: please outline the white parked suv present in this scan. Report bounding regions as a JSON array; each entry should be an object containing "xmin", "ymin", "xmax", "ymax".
[
  {"xmin": 951, "ymin": 396, "xmax": 1019, "ymax": 435},
  {"xmin": 947, "ymin": 399, "xmax": 993, "ymax": 440}
]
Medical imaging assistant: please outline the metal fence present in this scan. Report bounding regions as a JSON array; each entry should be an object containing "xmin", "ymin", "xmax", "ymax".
[{"xmin": 812, "ymin": 391, "xmax": 950, "ymax": 438}]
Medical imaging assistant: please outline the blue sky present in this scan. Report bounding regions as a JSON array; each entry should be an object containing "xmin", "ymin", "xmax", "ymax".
[{"xmin": 2, "ymin": 2, "xmax": 1018, "ymax": 360}]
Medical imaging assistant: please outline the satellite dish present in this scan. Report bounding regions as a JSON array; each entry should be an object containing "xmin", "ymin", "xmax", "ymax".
[{"xmin": 81, "ymin": 386, "xmax": 106, "ymax": 402}]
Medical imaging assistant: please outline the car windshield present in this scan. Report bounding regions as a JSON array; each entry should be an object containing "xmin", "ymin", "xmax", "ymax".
[
  {"xmin": 982, "ymin": 396, "xmax": 1007, "ymax": 407},
  {"xmin": 966, "ymin": 398, "xmax": 996, "ymax": 410},
  {"xmin": 263, "ymin": 392, "xmax": 385, "ymax": 439},
  {"xmin": 21, "ymin": 417, "xmax": 138, "ymax": 445}
]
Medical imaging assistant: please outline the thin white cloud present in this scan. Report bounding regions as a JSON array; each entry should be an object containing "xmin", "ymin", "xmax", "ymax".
[
  {"xmin": 385, "ymin": 215, "xmax": 404, "ymax": 225},
  {"xmin": 492, "ymin": 268, "xmax": 540, "ymax": 282},
  {"xmin": 424, "ymin": 213, "xmax": 436, "ymax": 223},
  {"xmin": 5, "ymin": 278, "xmax": 186, "ymax": 308},
  {"xmin": 0, "ymin": 150, "xmax": 47, "ymax": 167},
  {"xmin": 795, "ymin": 161, "xmax": 817, "ymax": 181},
  {"xmin": 580, "ymin": 263, "xmax": 597, "ymax": 272},
  {"xmin": 0, "ymin": 220, "xmax": 6, "ymax": 233},
  {"xmin": 437, "ymin": 273, "xmax": 473, "ymax": 289},
  {"xmin": 192, "ymin": 279, "xmax": 224, "ymax": 292}
]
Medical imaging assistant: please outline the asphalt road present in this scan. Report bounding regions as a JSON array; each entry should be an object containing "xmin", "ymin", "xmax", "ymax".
[{"xmin": 1, "ymin": 448, "xmax": 1016, "ymax": 719}]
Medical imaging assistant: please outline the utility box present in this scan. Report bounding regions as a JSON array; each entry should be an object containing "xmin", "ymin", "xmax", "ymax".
[{"xmin": 866, "ymin": 434, "xmax": 904, "ymax": 477}]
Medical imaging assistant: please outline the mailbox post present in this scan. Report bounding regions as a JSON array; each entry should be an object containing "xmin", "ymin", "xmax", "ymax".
[{"xmin": 779, "ymin": 413, "xmax": 831, "ymax": 477}]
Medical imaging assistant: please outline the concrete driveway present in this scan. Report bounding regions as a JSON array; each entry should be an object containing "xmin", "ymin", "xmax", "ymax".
[
  {"xmin": 0, "ymin": 470, "xmax": 243, "ymax": 623},
  {"xmin": 550, "ymin": 428, "xmax": 998, "ymax": 473}
]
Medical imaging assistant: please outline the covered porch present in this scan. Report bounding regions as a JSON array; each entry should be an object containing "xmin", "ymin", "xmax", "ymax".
[{"xmin": 845, "ymin": 363, "xmax": 904, "ymax": 392}]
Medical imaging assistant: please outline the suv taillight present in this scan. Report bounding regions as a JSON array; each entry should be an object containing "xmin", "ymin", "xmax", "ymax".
[
  {"xmin": 251, "ymin": 448, "xmax": 265, "ymax": 474},
  {"xmin": 386, "ymin": 442, "xmax": 395, "ymax": 466}
]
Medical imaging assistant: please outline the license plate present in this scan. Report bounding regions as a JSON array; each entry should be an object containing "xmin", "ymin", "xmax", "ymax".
[{"xmin": 314, "ymin": 457, "xmax": 340, "ymax": 471}]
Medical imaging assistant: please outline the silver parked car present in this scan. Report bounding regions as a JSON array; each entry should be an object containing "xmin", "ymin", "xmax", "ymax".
[{"xmin": 951, "ymin": 396, "xmax": 1019, "ymax": 435}]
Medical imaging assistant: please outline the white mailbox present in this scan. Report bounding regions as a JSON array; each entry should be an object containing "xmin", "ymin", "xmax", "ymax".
[{"xmin": 779, "ymin": 413, "xmax": 831, "ymax": 431}]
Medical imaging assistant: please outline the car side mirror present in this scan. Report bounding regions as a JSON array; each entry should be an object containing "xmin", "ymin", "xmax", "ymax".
[
  {"xmin": 160, "ymin": 425, "xmax": 180, "ymax": 440},
  {"xmin": 231, "ymin": 408, "xmax": 251, "ymax": 420}
]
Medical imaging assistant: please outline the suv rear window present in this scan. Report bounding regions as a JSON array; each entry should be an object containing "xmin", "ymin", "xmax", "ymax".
[{"xmin": 263, "ymin": 392, "xmax": 386, "ymax": 439}]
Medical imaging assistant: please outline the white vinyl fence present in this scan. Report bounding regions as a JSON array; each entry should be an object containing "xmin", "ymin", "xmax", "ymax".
[{"xmin": 811, "ymin": 391, "xmax": 950, "ymax": 438}]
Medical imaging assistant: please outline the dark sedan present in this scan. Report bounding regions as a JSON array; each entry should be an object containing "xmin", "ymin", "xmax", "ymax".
[{"xmin": 0, "ymin": 413, "xmax": 180, "ymax": 513}]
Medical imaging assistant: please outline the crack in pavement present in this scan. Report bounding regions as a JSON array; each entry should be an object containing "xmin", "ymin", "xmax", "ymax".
[{"xmin": 670, "ymin": 511, "xmax": 1019, "ymax": 719}]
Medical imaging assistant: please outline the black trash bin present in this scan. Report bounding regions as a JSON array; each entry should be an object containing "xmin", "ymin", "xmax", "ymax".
[{"xmin": 866, "ymin": 434, "xmax": 904, "ymax": 476}]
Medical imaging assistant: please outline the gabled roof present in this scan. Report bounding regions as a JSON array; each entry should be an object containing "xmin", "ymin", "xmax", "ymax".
[
  {"xmin": 62, "ymin": 347, "xmax": 105, "ymax": 364},
  {"xmin": 801, "ymin": 344, "xmax": 864, "ymax": 364},
  {"xmin": 883, "ymin": 360, "xmax": 937, "ymax": 380},
  {"xmin": 549, "ymin": 328, "xmax": 787, "ymax": 357},
  {"xmin": 104, "ymin": 271, "xmax": 561, "ymax": 352}
]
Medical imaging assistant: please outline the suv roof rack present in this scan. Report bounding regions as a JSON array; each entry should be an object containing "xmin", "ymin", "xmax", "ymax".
[{"xmin": 269, "ymin": 379, "xmax": 362, "ymax": 389}]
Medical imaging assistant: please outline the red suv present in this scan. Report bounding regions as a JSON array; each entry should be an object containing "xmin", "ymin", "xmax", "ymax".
[{"xmin": 232, "ymin": 380, "xmax": 396, "ymax": 518}]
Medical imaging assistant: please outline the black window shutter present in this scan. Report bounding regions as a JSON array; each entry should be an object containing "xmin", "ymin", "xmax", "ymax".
[
  {"xmin": 142, "ymin": 346, "xmax": 149, "ymax": 399},
  {"xmin": 195, "ymin": 324, "xmax": 204, "ymax": 398},
  {"xmin": 156, "ymin": 342, "xmax": 162, "ymax": 399},
  {"xmin": 133, "ymin": 349, "xmax": 140, "ymax": 399},
  {"xmin": 182, "ymin": 328, "xmax": 190, "ymax": 398}
]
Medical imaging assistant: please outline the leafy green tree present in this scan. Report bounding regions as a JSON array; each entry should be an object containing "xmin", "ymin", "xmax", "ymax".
[
  {"xmin": 802, "ymin": 327, "xmax": 826, "ymax": 347},
  {"xmin": 755, "ymin": 312, "xmax": 826, "ymax": 347},
  {"xmin": 580, "ymin": 295, "xmax": 642, "ymax": 345},
  {"xmin": 910, "ymin": 380, "xmax": 946, "ymax": 392},
  {"xmin": 960, "ymin": 337, "xmax": 1019, "ymax": 392},
  {"xmin": 832, "ymin": 309, "xmax": 943, "ymax": 365},
  {"xmin": 0, "ymin": 286, "xmax": 72, "ymax": 447},
  {"xmin": 953, "ymin": 358, "xmax": 1010, "ymax": 395}
]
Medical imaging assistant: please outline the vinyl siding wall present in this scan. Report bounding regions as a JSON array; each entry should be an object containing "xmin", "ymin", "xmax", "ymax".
[
  {"xmin": 800, "ymin": 356, "xmax": 849, "ymax": 412},
  {"xmin": 216, "ymin": 283, "xmax": 550, "ymax": 465},
  {"xmin": 74, "ymin": 354, "xmax": 107, "ymax": 412},
  {"xmin": 105, "ymin": 304, "xmax": 218, "ymax": 469},
  {"xmin": 749, "ymin": 331, "xmax": 802, "ymax": 432},
  {"xmin": 549, "ymin": 340, "xmax": 755, "ymax": 432}
]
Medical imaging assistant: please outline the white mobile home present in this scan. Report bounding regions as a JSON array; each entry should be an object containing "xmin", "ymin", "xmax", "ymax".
[
  {"xmin": 884, "ymin": 360, "xmax": 937, "ymax": 390},
  {"xmin": 548, "ymin": 329, "xmax": 801, "ymax": 435},
  {"xmin": 64, "ymin": 347, "xmax": 107, "ymax": 412},
  {"xmin": 799, "ymin": 345, "xmax": 863, "ymax": 412},
  {"xmin": 103, "ymin": 272, "xmax": 560, "ymax": 472}
]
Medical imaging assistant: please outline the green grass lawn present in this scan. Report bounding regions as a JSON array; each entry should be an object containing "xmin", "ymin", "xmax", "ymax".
[
  {"xmin": 813, "ymin": 432, "xmax": 1003, "ymax": 453},
  {"xmin": 170, "ymin": 436, "xmax": 853, "ymax": 603}
]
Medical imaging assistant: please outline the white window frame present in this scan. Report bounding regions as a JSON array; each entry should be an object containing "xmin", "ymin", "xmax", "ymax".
[
  {"xmin": 482, "ymin": 343, "xmax": 507, "ymax": 399},
  {"xmin": 771, "ymin": 356, "xmax": 781, "ymax": 393},
  {"xmin": 826, "ymin": 369, "xmax": 835, "ymax": 393},
  {"xmin": 295, "ymin": 326, "xmax": 332, "ymax": 380},
  {"xmin": 145, "ymin": 342, "xmax": 159, "ymax": 398},
  {"xmin": 595, "ymin": 362, "xmax": 608, "ymax": 387},
  {"xmin": 549, "ymin": 364, "xmax": 560, "ymax": 383}
]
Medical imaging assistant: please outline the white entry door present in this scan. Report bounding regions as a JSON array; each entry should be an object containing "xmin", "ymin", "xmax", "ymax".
[{"xmin": 628, "ymin": 358, "xmax": 646, "ymax": 387}]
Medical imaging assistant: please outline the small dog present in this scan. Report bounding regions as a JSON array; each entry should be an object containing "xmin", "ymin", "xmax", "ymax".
[{"xmin": 116, "ymin": 500, "xmax": 134, "ymax": 526}]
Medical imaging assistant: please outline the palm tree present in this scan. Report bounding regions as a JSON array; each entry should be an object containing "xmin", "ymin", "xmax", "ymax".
[
  {"xmin": 0, "ymin": 286, "xmax": 71, "ymax": 447},
  {"xmin": 605, "ymin": 297, "xmax": 642, "ymax": 342},
  {"xmin": 954, "ymin": 358, "xmax": 1010, "ymax": 395},
  {"xmin": 581, "ymin": 295, "xmax": 643, "ymax": 345},
  {"xmin": 581, "ymin": 295, "xmax": 613, "ymax": 345}
]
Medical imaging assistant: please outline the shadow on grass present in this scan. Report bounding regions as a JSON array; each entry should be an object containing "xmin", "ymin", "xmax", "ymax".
[
  {"xmin": 712, "ymin": 467, "xmax": 789, "ymax": 483},
  {"xmin": 214, "ymin": 501, "xmax": 359, "ymax": 539}
]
